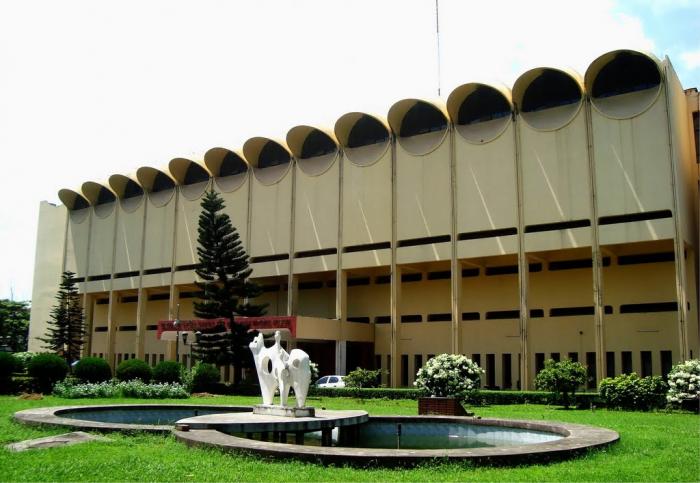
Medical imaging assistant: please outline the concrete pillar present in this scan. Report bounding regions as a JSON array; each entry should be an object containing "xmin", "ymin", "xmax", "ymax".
[
  {"xmin": 390, "ymin": 266, "xmax": 402, "ymax": 388},
  {"xmin": 335, "ymin": 340, "xmax": 347, "ymax": 376},
  {"xmin": 135, "ymin": 287, "xmax": 148, "ymax": 360}
]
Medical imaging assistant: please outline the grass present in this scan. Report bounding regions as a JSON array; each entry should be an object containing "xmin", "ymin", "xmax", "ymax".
[{"xmin": 0, "ymin": 394, "xmax": 698, "ymax": 482}]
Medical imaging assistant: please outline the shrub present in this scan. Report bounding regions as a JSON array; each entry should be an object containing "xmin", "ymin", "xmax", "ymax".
[
  {"xmin": 153, "ymin": 361, "xmax": 184, "ymax": 384},
  {"xmin": 115, "ymin": 359, "xmax": 153, "ymax": 382},
  {"xmin": 53, "ymin": 379, "xmax": 189, "ymax": 399},
  {"xmin": 666, "ymin": 359, "xmax": 700, "ymax": 408},
  {"xmin": 191, "ymin": 362, "xmax": 220, "ymax": 392},
  {"xmin": 414, "ymin": 354, "xmax": 483, "ymax": 400},
  {"xmin": 73, "ymin": 357, "xmax": 112, "ymax": 383},
  {"xmin": 0, "ymin": 352, "xmax": 18, "ymax": 394},
  {"xmin": 11, "ymin": 352, "xmax": 35, "ymax": 372},
  {"xmin": 119, "ymin": 380, "xmax": 189, "ymax": 399},
  {"xmin": 344, "ymin": 367, "xmax": 383, "ymax": 388},
  {"xmin": 28, "ymin": 353, "xmax": 69, "ymax": 393},
  {"xmin": 599, "ymin": 373, "xmax": 667, "ymax": 411},
  {"xmin": 53, "ymin": 379, "xmax": 120, "ymax": 398},
  {"xmin": 535, "ymin": 359, "xmax": 587, "ymax": 409},
  {"xmin": 309, "ymin": 361, "xmax": 319, "ymax": 382}
]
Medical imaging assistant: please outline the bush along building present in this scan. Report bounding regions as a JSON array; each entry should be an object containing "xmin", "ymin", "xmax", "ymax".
[{"xmin": 29, "ymin": 50, "xmax": 700, "ymax": 389}]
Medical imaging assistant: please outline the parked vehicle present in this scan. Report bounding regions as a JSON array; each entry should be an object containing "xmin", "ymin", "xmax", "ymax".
[{"xmin": 315, "ymin": 375, "xmax": 345, "ymax": 388}]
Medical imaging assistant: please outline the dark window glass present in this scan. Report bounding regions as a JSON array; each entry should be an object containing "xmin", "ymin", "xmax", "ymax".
[
  {"xmin": 661, "ymin": 350, "xmax": 673, "ymax": 379},
  {"xmin": 586, "ymin": 352, "xmax": 597, "ymax": 389},
  {"xmin": 606, "ymin": 352, "xmax": 615, "ymax": 378},
  {"xmin": 622, "ymin": 351, "xmax": 633, "ymax": 374},
  {"xmin": 641, "ymin": 351, "xmax": 652, "ymax": 377}
]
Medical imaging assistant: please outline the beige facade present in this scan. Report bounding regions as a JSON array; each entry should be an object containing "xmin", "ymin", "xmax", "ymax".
[{"xmin": 30, "ymin": 50, "xmax": 700, "ymax": 389}]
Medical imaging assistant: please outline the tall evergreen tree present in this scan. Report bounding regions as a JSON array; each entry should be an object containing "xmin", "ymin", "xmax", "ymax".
[
  {"xmin": 192, "ymin": 189, "xmax": 266, "ymax": 376},
  {"xmin": 39, "ymin": 271, "xmax": 85, "ymax": 366}
]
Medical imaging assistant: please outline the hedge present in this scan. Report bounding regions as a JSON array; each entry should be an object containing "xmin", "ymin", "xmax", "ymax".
[{"xmin": 309, "ymin": 387, "xmax": 601, "ymax": 408}]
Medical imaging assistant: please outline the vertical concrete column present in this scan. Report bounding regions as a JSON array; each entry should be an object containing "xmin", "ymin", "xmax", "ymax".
[
  {"xmin": 135, "ymin": 287, "xmax": 148, "ymax": 360},
  {"xmin": 390, "ymin": 134, "xmax": 400, "ymax": 387},
  {"xmin": 81, "ymin": 209, "xmax": 94, "ymax": 357},
  {"xmin": 335, "ymin": 341, "xmax": 347, "ymax": 376},
  {"xmin": 82, "ymin": 294, "xmax": 95, "ymax": 357},
  {"xmin": 106, "ymin": 290, "xmax": 116, "ymax": 369},
  {"xmin": 287, "ymin": 157, "xmax": 297, "ymax": 317},
  {"xmin": 336, "ymin": 143, "xmax": 345, "ymax": 370},
  {"xmin": 335, "ymin": 270, "xmax": 347, "ymax": 375},
  {"xmin": 167, "ymin": 286, "xmax": 180, "ymax": 362},
  {"xmin": 287, "ymin": 275, "xmax": 299, "ymax": 316},
  {"xmin": 514, "ymin": 114, "xmax": 530, "ymax": 390},
  {"xmin": 449, "ymin": 124, "xmax": 461, "ymax": 354},
  {"xmin": 663, "ymin": 68, "xmax": 690, "ymax": 361},
  {"xmin": 584, "ymin": 98, "xmax": 607, "ymax": 385},
  {"xmin": 390, "ymin": 266, "xmax": 402, "ymax": 388}
]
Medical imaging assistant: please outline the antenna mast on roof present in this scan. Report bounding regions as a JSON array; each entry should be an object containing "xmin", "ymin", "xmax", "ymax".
[{"xmin": 435, "ymin": 0, "xmax": 442, "ymax": 97}]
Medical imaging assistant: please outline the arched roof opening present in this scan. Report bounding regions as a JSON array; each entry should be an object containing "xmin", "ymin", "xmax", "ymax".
[
  {"xmin": 334, "ymin": 112, "xmax": 390, "ymax": 167},
  {"xmin": 447, "ymin": 83, "xmax": 512, "ymax": 143},
  {"xmin": 287, "ymin": 126, "xmax": 339, "ymax": 176},
  {"xmin": 585, "ymin": 50, "xmax": 662, "ymax": 119},
  {"xmin": 109, "ymin": 174, "xmax": 144, "ymax": 212},
  {"xmin": 169, "ymin": 158, "xmax": 211, "ymax": 200},
  {"xmin": 81, "ymin": 181, "xmax": 116, "ymax": 218},
  {"xmin": 136, "ymin": 166, "xmax": 176, "ymax": 207},
  {"xmin": 204, "ymin": 147, "xmax": 249, "ymax": 192},
  {"xmin": 388, "ymin": 99, "xmax": 448, "ymax": 155},
  {"xmin": 243, "ymin": 137, "xmax": 293, "ymax": 185},
  {"xmin": 57, "ymin": 188, "xmax": 90, "ymax": 211},
  {"xmin": 513, "ymin": 68, "xmax": 583, "ymax": 130}
]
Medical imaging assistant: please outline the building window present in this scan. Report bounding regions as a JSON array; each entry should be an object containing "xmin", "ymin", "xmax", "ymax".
[
  {"xmin": 606, "ymin": 352, "xmax": 615, "ymax": 378},
  {"xmin": 586, "ymin": 352, "xmax": 596, "ymax": 389},
  {"xmin": 401, "ymin": 355, "xmax": 409, "ymax": 387},
  {"xmin": 535, "ymin": 353, "xmax": 545, "ymax": 375},
  {"xmin": 486, "ymin": 354, "xmax": 496, "ymax": 388},
  {"xmin": 622, "ymin": 351, "xmax": 633, "ymax": 374},
  {"xmin": 568, "ymin": 352, "xmax": 578, "ymax": 362},
  {"xmin": 661, "ymin": 350, "xmax": 673, "ymax": 379},
  {"xmin": 641, "ymin": 351, "xmax": 652, "ymax": 378},
  {"xmin": 550, "ymin": 352, "xmax": 560, "ymax": 362},
  {"xmin": 502, "ymin": 354, "xmax": 512, "ymax": 389},
  {"xmin": 414, "ymin": 354, "xmax": 423, "ymax": 374}
]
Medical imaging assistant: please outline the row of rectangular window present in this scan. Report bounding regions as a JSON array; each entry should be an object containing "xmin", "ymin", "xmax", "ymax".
[
  {"xmin": 361, "ymin": 302, "xmax": 678, "ymax": 325},
  {"xmin": 81, "ymin": 249, "xmax": 677, "ymax": 285},
  {"xmin": 375, "ymin": 350, "xmax": 678, "ymax": 388}
]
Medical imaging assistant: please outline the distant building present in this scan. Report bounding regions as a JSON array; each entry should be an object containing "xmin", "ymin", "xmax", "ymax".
[{"xmin": 29, "ymin": 50, "xmax": 700, "ymax": 389}]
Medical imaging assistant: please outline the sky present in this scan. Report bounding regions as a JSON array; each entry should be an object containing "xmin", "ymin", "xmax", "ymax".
[{"xmin": 1, "ymin": 0, "xmax": 699, "ymax": 303}]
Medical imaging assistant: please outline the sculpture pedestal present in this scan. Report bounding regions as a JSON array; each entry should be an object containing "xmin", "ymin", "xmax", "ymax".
[{"xmin": 253, "ymin": 404, "xmax": 315, "ymax": 418}]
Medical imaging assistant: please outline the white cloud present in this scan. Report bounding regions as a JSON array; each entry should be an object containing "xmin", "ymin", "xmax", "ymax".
[{"xmin": 681, "ymin": 48, "xmax": 700, "ymax": 70}]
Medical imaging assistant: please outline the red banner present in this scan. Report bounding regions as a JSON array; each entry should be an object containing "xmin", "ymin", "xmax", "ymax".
[{"xmin": 157, "ymin": 316, "xmax": 296, "ymax": 339}]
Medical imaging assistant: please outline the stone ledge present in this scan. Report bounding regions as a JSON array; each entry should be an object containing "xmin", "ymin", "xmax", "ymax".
[{"xmin": 173, "ymin": 416, "xmax": 620, "ymax": 467}]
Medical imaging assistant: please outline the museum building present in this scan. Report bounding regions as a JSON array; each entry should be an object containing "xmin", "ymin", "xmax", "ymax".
[{"xmin": 28, "ymin": 50, "xmax": 700, "ymax": 389}]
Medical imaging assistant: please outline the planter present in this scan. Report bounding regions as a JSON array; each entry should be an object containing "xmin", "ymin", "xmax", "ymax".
[{"xmin": 418, "ymin": 397, "xmax": 473, "ymax": 416}]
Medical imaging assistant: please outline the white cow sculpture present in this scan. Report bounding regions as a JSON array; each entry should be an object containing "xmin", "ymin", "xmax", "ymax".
[{"xmin": 249, "ymin": 331, "xmax": 311, "ymax": 408}]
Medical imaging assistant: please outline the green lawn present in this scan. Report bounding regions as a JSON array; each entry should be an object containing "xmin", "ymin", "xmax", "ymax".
[{"xmin": 0, "ymin": 395, "xmax": 698, "ymax": 482}]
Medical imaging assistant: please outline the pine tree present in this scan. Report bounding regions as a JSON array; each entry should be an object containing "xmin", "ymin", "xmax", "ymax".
[
  {"xmin": 39, "ymin": 271, "xmax": 85, "ymax": 367},
  {"xmin": 192, "ymin": 189, "xmax": 266, "ymax": 377}
]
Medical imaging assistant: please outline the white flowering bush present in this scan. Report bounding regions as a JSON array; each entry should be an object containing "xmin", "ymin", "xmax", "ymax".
[
  {"xmin": 53, "ymin": 380, "xmax": 121, "ymax": 398},
  {"xmin": 667, "ymin": 359, "xmax": 700, "ymax": 405},
  {"xmin": 53, "ymin": 379, "xmax": 189, "ymax": 399},
  {"xmin": 414, "ymin": 353, "xmax": 483, "ymax": 400}
]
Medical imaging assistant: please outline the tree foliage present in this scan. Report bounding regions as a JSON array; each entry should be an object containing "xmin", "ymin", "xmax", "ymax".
[
  {"xmin": 344, "ymin": 367, "xmax": 383, "ymax": 388},
  {"xmin": 192, "ymin": 189, "xmax": 266, "ymax": 372},
  {"xmin": 0, "ymin": 299, "xmax": 30, "ymax": 352},
  {"xmin": 38, "ymin": 271, "xmax": 85, "ymax": 366},
  {"xmin": 534, "ymin": 359, "xmax": 587, "ymax": 408}
]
